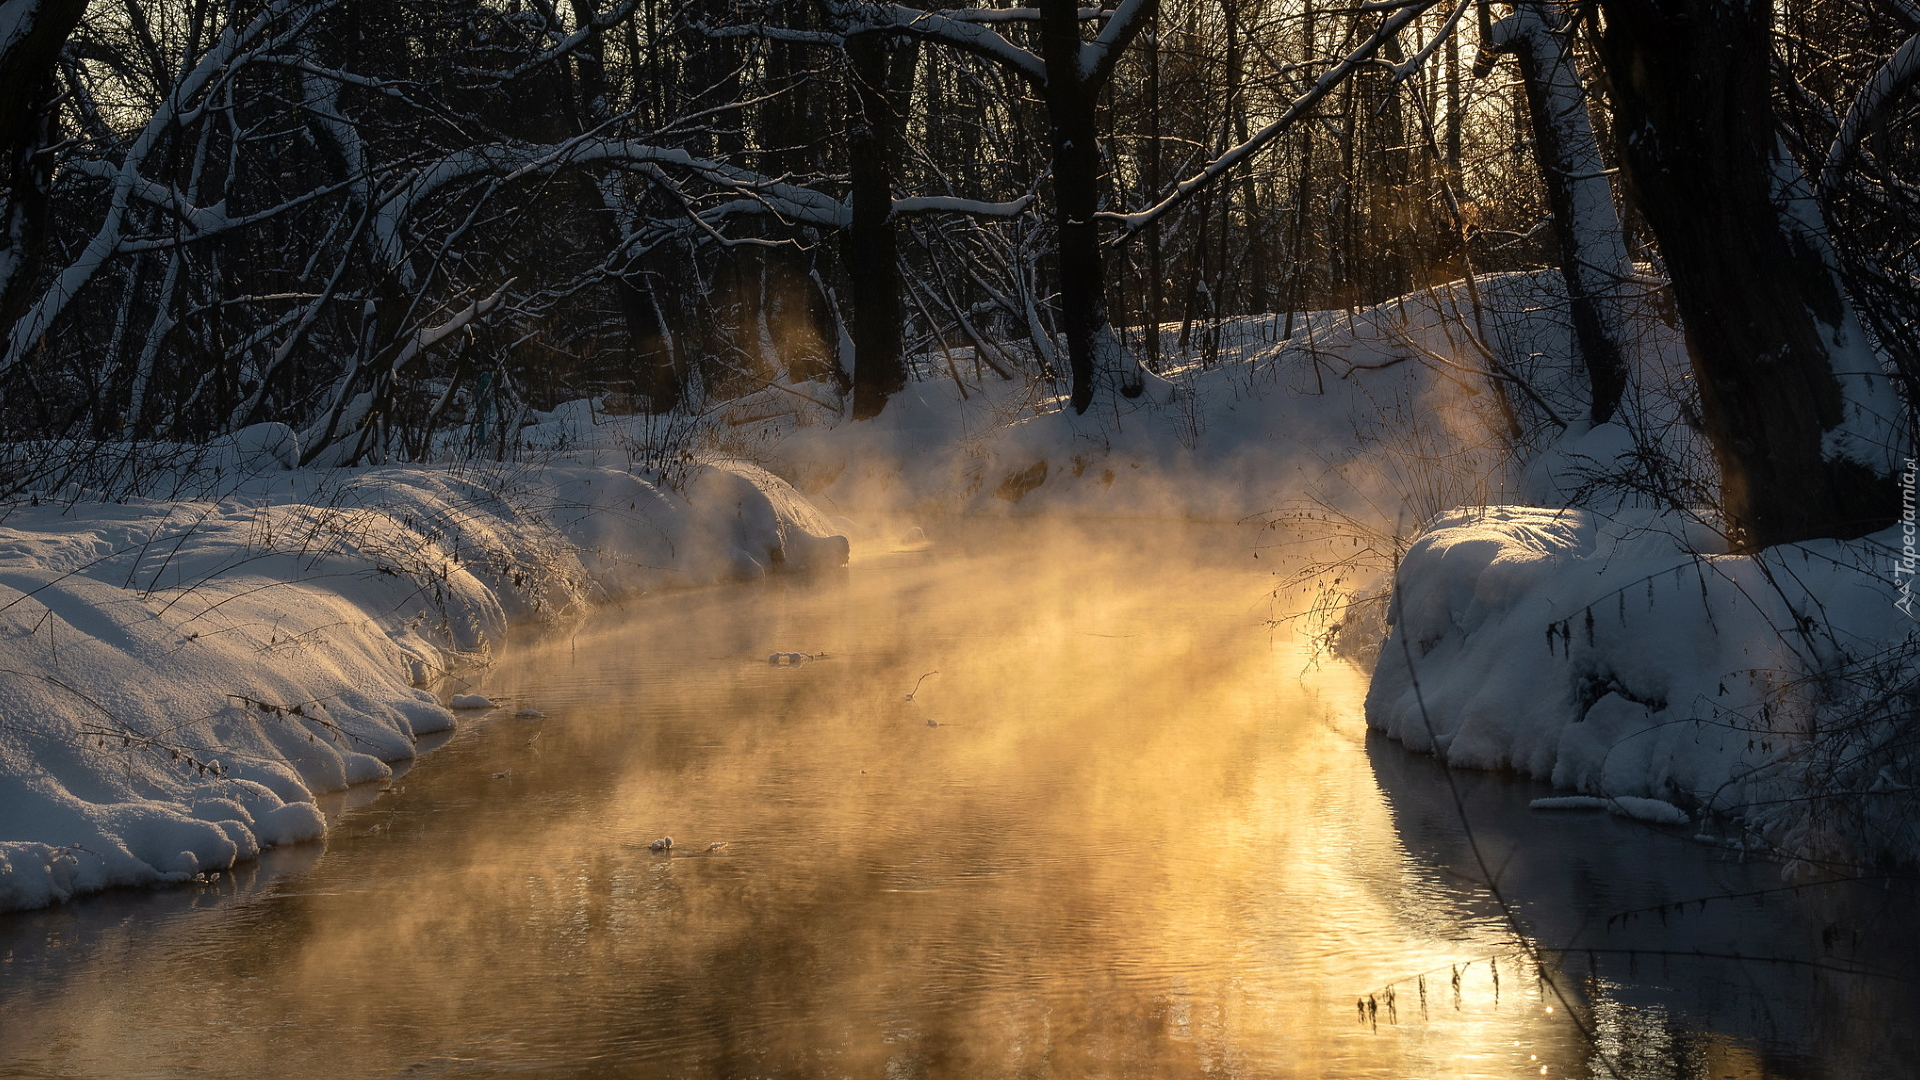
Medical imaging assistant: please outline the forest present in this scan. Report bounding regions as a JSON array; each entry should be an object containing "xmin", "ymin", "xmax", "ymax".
[
  {"xmin": 1, "ymin": 2, "xmax": 1919, "ymax": 1075},
  {"xmin": 0, "ymin": 0, "xmax": 1910, "ymax": 544}
]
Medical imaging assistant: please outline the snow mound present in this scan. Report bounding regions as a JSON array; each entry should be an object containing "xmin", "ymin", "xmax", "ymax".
[
  {"xmin": 1607, "ymin": 796, "xmax": 1690, "ymax": 825},
  {"xmin": 0, "ymin": 459, "xmax": 844, "ymax": 911},
  {"xmin": 735, "ymin": 273, "xmax": 1624, "ymax": 524},
  {"xmin": 1530, "ymin": 796, "xmax": 1608, "ymax": 811},
  {"xmin": 1369, "ymin": 506, "xmax": 1914, "ymax": 862},
  {"xmin": 1528, "ymin": 794, "xmax": 1687, "ymax": 824}
]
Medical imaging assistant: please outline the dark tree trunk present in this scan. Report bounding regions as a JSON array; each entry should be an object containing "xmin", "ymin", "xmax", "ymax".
[
  {"xmin": 845, "ymin": 31, "xmax": 914, "ymax": 419},
  {"xmin": 624, "ymin": 270, "xmax": 685, "ymax": 412},
  {"xmin": 1144, "ymin": 8, "xmax": 1163, "ymax": 371},
  {"xmin": 0, "ymin": 0, "xmax": 89, "ymax": 333},
  {"xmin": 1597, "ymin": 0, "xmax": 1898, "ymax": 549},
  {"xmin": 1040, "ymin": 0, "xmax": 1110, "ymax": 415},
  {"xmin": 1225, "ymin": 3, "xmax": 1259, "ymax": 312},
  {"xmin": 1365, "ymin": 32, "xmax": 1412, "ymax": 303},
  {"xmin": 1444, "ymin": 17, "xmax": 1462, "ymax": 174},
  {"xmin": 679, "ymin": 0, "xmax": 741, "ymax": 157}
]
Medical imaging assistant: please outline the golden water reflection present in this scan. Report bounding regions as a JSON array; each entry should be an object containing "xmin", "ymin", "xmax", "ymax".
[{"xmin": 0, "ymin": 523, "xmax": 1910, "ymax": 1079}]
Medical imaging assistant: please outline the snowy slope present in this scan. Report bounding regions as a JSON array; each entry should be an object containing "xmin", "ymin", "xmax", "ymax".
[
  {"xmin": 726, "ymin": 271, "xmax": 1696, "ymax": 535},
  {"xmin": 0, "ymin": 456, "xmax": 846, "ymax": 911},
  {"xmin": 1366, "ymin": 506, "xmax": 1917, "ymax": 866}
]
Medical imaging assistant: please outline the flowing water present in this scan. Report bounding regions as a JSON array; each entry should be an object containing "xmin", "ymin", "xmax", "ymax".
[{"xmin": 1, "ymin": 522, "xmax": 1915, "ymax": 1079}]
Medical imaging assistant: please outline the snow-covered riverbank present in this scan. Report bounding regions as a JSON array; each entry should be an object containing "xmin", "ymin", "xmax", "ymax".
[
  {"xmin": 737, "ymin": 275, "xmax": 1598, "ymax": 525},
  {"xmin": 0, "ymin": 445, "xmax": 846, "ymax": 911},
  {"xmin": 4, "ymin": 267, "xmax": 1907, "ymax": 911},
  {"xmin": 718, "ymin": 271, "xmax": 1914, "ymax": 869},
  {"xmin": 1366, "ymin": 506, "xmax": 1917, "ymax": 866}
]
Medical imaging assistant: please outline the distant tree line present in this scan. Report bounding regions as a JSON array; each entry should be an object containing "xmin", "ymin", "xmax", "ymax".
[{"xmin": 0, "ymin": 0, "xmax": 1914, "ymax": 547}]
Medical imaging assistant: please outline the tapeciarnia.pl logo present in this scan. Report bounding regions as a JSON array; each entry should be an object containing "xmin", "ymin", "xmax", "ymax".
[{"xmin": 1898, "ymin": 457, "xmax": 1917, "ymax": 619}]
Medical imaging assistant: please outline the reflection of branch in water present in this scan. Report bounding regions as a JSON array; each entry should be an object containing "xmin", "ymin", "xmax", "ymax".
[
  {"xmin": 1364, "ymin": 579, "xmax": 1920, "ymax": 1056},
  {"xmin": 905, "ymin": 671, "xmax": 939, "ymax": 702},
  {"xmin": 1385, "ymin": 584, "xmax": 1628, "ymax": 1080},
  {"xmin": 1603, "ymin": 874, "xmax": 1908, "ymax": 931},
  {"xmin": 1540, "ymin": 946, "xmax": 1916, "ymax": 985}
]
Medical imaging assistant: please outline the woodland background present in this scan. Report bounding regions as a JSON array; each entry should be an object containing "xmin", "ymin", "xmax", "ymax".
[{"xmin": 1, "ymin": 0, "xmax": 1916, "ymax": 547}]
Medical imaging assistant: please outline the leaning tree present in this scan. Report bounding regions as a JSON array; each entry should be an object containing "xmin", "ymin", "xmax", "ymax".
[{"xmin": 1594, "ymin": 0, "xmax": 1905, "ymax": 549}]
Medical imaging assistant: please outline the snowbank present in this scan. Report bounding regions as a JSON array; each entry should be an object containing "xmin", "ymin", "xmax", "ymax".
[
  {"xmin": 725, "ymin": 272, "xmax": 1647, "ymax": 526},
  {"xmin": 0, "ymin": 456, "xmax": 845, "ymax": 911},
  {"xmin": 1367, "ymin": 506, "xmax": 1918, "ymax": 865}
]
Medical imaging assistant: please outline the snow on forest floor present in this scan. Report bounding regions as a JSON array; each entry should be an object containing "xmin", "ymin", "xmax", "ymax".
[{"xmin": 0, "ymin": 447, "xmax": 847, "ymax": 911}]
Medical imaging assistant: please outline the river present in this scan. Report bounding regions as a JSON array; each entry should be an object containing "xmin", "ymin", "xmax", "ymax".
[{"xmin": 1, "ymin": 522, "xmax": 1914, "ymax": 1079}]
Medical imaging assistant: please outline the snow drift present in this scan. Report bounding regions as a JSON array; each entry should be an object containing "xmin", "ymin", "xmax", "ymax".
[
  {"xmin": 1367, "ymin": 506, "xmax": 1918, "ymax": 865},
  {"xmin": 721, "ymin": 274, "xmax": 1636, "ymax": 529},
  {"xmin": 0, "ymin": 453, "xmax": 845, "ymax": 911}
]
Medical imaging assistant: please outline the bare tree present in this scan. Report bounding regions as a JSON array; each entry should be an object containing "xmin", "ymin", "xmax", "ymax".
[
  {"xmin": 1595, "ymin": 0, "xmax": 1903, "ymax": 548},
  {"xmin": 1475, "ymin": 0, "xmax": 1632, "ymax": 424},
  {"xmin": 717, "ymin": 1, "xmax": 1160, "ymax": 412},
  {"xmin": 0, "ymin": 0, "xmax": 91, "ymax": 332}
]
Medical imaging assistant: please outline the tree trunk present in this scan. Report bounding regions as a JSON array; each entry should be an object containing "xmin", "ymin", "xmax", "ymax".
[
  {"xmin": 1040, "ymin": 0, "xmax": 1115, "ymax": 415},
  {"xmin": 845, "ymin": 31, "xmax": 913, "ymax": 419},
  {"xmin": 1145, "ymin": 8, "xmax": 1163, "ymax": 371},
  {"xmin": 1597, "ymin": 0, "xmax": 1899, "ymax": 549},
  {"xmin": 1483, "ymin": 2, "xmax": 1632, "ymax": 424},
  {"xmin": 1444, "ymin": 16, "xmax": 1462, "ymax": 174},
  {"xmin": 0, "ymin": 0, "xmax": 90, "ymax": 334},
  {"xmin": 1225, "ymin": 2, "xmax": 1259, "ymax": 313},
  {"xmin": 574, "ymin": 0, "xmax": 682, "ymax": 412}
]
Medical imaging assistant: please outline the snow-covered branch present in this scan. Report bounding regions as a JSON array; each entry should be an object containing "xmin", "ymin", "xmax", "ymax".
[
  {"xmin": 382, "ymin": 134, "xmax": 1038, "ymax": 263},
  {"xmin": 714, "ymin": 3, "xmax": 1051, "ymax": 84},
  {"xmin": 388, "ymin": 280, "xmax": 514, "ymax": 373},
  {"xmin": 61, "ymin": 158, "xmax": 229, "ymax": 233},
  {"xmin": 1389, "ymin": 0, "xmax": 1471, "ymax": 83},
  {"xmin": 0, "ymin": 0, "xmax": 330, "ymax": 376},
  {"xmin": 1822, "ymin": 31, "xmax": 1920, "ymax": 194},
  {"xmin": 378, "ymin": 138, "xmax": 849, "ymax": 273},
  {"xmin": 892, "ymin": 194, "xmax": 1034, "ymax": 217},
  {"xmin": 1080, "ymin": 0, "xmax": 1154, "ymax": 86}
]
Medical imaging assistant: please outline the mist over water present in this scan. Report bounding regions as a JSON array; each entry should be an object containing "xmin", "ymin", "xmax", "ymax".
[{"xmin": 0, "ymin": 522, "xmax": 1913, "ymax": 1079}]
